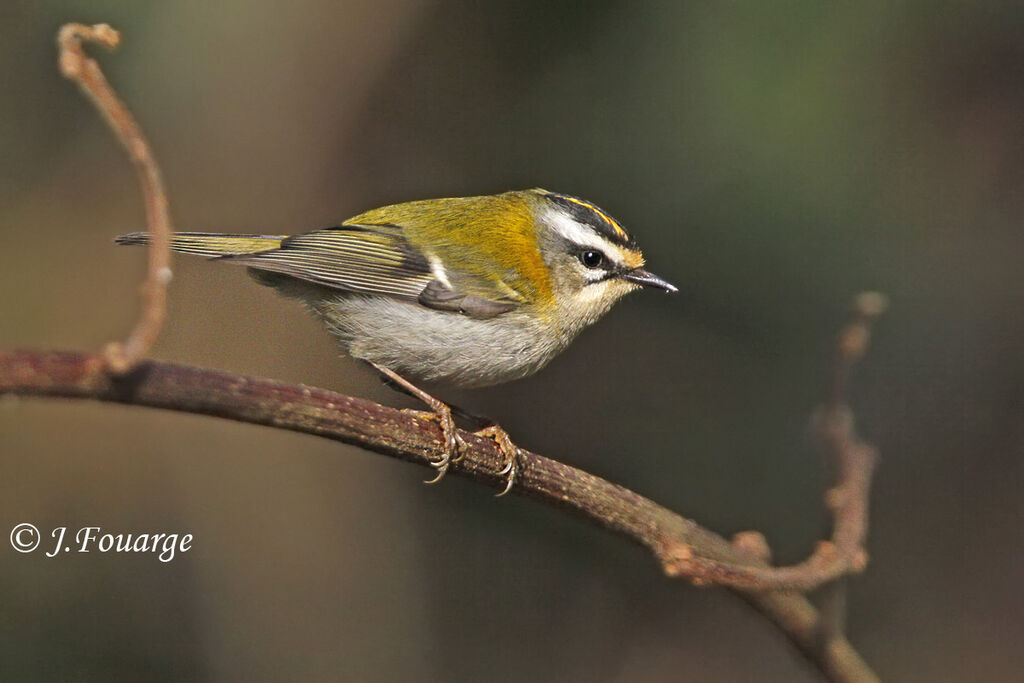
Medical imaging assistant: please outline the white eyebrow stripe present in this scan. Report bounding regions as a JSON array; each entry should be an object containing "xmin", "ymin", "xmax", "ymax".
[{"xmin": 545, "ymin": 208, "xmax": 631, "ymax": 265}]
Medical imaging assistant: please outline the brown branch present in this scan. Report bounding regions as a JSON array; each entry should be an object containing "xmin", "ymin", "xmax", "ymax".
[
  {"xmin": 0, "ymin": 347, "xmax": 880, "ymax": 682},
  {"xmin": 57, "ymin": 23, "xmax": 172, "ymax": 373}
]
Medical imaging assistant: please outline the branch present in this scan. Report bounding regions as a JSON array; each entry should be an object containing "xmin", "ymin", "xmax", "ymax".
[
  {"xmin": 658, "ymin": 295, "xmax": 883, "ymax": 595},
  {"xmin": 0, "ymin": 348, "xmax": 879, "ymax": 682},
  {"xmin": 815, "ymin": 292, "xmax": 887, "ymax": 641},
  {"xmin": 58, "ymin": 23, "xmax": 172, "ymax": 373}
]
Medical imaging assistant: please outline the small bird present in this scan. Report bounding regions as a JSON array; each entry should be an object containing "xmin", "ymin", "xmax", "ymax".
[{"xmin": 116, "ymin": 188, "xmax": 676, "ymax": 494}]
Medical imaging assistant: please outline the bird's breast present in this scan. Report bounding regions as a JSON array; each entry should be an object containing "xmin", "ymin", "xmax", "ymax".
[{"xmin": 318, "ymin": 295, "xmax": 571, "ymax": 388}]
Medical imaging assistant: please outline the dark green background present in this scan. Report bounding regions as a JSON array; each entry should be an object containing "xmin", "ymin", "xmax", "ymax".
[{"xmin": 2, "ymin": 2, "xmax": 1021, "ymax": 680}]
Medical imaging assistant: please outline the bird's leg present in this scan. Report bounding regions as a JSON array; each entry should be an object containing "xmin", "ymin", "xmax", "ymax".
[
  {"xmin": 368, "ymin": 362, "xmax": 521, "ymax": 496},
  {"xmin": 367, "ymin": 362, "xmax": 464, "ymax": 484}
]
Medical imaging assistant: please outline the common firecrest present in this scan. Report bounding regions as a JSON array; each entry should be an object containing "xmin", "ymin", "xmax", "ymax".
[{"xmin": 116, "ymin": 188, "xmax": 676, "ymax": 494}]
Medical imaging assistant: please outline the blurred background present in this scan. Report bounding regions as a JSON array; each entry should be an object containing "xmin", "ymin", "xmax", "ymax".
[{"xmin": 1, "ymin": 1, "xmax": 1022, "ymax": 681}]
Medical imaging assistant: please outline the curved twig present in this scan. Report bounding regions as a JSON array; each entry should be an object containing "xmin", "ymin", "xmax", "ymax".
[{"xmin": 58, "ymin": 23, "xmax": 172, "ymax": 373}]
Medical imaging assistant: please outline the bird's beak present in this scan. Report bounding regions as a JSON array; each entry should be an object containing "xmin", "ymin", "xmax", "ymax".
[{"xmin": 619, "ymin": 268, "xmax": 678, "ymax": 293}]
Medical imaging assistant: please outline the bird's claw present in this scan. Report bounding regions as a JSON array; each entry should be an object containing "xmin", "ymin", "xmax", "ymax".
[
  {"xmin": 475, "ymin": 425, "xmax": 520, "ymax": 497},
  {"xmin": 417, "ymin": 405, "xmax": 465, "ymax": 485}
]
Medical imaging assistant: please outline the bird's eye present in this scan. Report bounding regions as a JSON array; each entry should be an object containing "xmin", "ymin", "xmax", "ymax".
[{"xmin": 579, "ymin": 250, "xmax": 606, "ymax": 269}]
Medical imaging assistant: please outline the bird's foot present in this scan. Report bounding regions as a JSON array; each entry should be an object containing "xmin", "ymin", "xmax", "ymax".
[
  {"xmin": 417, "ymin": 401, "xmax": 468, "ymax": 484},
  {"xmin": 474, "ymin": 424, "xmax": 521, "ymax": 497}
]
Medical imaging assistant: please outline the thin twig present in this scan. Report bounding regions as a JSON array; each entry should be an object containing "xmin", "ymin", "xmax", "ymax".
[
  {"xmin": 815, "ymin": 293, "xmax": 888, "ymax": 643},
  {"xmin": 57, "ymin": 23, "xmax": 172, "ymax": 373},
  {"xmin": 664, "ymin": 294, "xmax": 885, "ymax": 596},
  {"xmin": 0, "ymin": 348, "xmax": 879, "ymax": 682}
]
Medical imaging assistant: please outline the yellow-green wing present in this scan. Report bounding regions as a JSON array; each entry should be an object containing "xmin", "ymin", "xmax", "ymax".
[
  {"xmin": 344, "ymin": 192, "xmax": 548, "ymax": 307},
  {"xmin": 220, "ymin": 224, "xmax": 434, "ymax": 301}
]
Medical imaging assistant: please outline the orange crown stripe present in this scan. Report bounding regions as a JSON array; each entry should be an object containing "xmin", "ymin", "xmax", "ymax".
[{"xmin": 559, "ymin": 196, "xmax": 629, "ymax": 240}]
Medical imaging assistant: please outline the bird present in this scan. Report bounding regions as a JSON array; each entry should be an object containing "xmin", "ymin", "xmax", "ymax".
[{"xmin": 116, "ymin": 188, "xmax": 677, "ymax": 494}]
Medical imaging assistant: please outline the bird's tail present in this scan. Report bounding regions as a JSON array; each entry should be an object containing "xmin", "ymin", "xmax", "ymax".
[{"xmin": 114, "ymin": 232, "xmax": 288, "ymax": 257}]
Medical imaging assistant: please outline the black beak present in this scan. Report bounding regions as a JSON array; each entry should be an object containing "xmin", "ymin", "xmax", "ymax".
[{"xmin": 619, "ymin": 268, "xmax": 678, "ymax": 293}]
